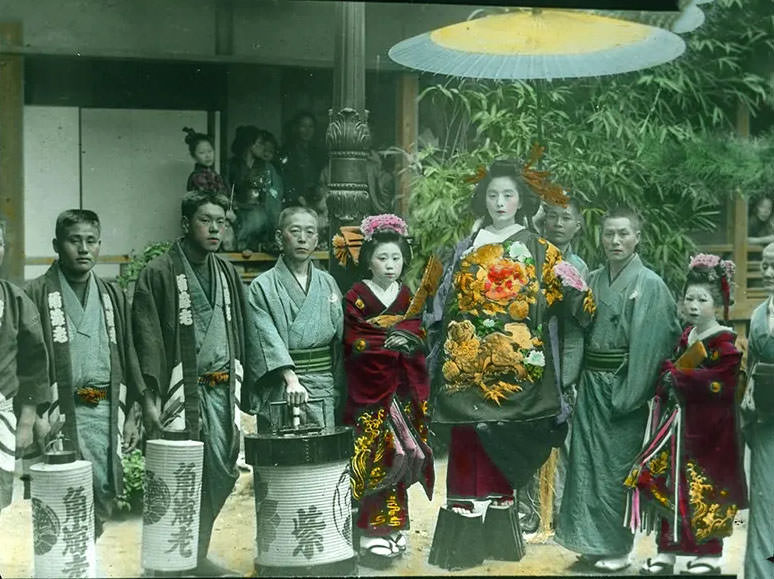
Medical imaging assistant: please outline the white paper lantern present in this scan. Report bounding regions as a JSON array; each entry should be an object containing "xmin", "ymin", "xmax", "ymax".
[
  {"xmin": 246, "ymin": 427, "xmax": 355, "ymax": 576},
  {"xmin": 30, "ymin": 457, "xmax": 96, "ymax": 579},
  {"xmin": 141, "ymin": 439, "xmax": 204, "ymax": 573}
]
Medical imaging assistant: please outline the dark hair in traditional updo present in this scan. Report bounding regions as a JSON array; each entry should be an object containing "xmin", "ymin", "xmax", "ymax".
[
  {"xmin": 230, "ymin": 125, "xmax": 262, "ymax": 158},
  {"xmin": 470, "ymin": 159, "xmax": 538, "ymax": 227},
  {"xmin": 183, "ymin": 127, "xmax": 213, "ymax": 157},
  {"xmin": 359, "ymin": 229, "xmax": 412, "ymax": 278},
  {"xmin": 683, "ymin": 255, "xmax": 736, "ymax": 321}
]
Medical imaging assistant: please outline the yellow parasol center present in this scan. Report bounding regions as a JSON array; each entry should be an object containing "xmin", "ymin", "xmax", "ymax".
[{"xmin": 430, "ymin": 9, "xmax": 652, "ymax": 55}]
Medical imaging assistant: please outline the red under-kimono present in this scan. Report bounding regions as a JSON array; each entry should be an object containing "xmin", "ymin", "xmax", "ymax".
[
  {"xmin": 629, "ymin": 326, "xmax": 747, "ymax": 556},
  {"xmin": 343, "ymin": 281, "xmax": 434, "ymax": 536}
]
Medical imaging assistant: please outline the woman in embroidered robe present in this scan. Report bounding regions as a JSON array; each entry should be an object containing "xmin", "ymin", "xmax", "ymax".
[
  {"xmin": 343, "ymin": 216, "xmax": 433, "ymax": 566},
  {"xmin": 742, "ymin": 242, "xmax": 774, "ymax": 579},
  {"xmin": 631, "ymin": 255, "xmax": 746, "ymax": 576},
  {"xmin": 424, "ymin": 160, "xmax": 593, "ymax": 569}
]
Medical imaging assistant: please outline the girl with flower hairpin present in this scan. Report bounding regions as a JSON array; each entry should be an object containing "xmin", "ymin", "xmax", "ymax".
[
  {"xmin": 627, "ymin": 254, "xmax": 747, "ymax": 576},
  {"xmin": 342, "ymin": 214, "xmax": 434, "ymax": 568}
]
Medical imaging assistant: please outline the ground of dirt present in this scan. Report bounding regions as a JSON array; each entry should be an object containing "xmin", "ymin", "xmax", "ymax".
[{"xmin": 0, "ymin": 456, "xmax": 750, "ymax": 578}]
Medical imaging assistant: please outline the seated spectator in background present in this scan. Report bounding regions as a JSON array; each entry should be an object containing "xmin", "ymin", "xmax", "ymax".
[
  {"xmin": 748, "ymin": 193, "xmax": 774, "ymax": 245},
  {"xmin": 184, "ymin": 128, "xmax": 228, "ymax": 195},
  {"xmin": 281, "ymin": 112, "xmax": 326, "ymax": 207},
  {"xmin": 227, "ymin": 125, "xmax": 264, "ymax": 196},
  {"xmin": 234, "ymin": 168, "xmax": 280, "ymax": 252},
  {"xmin": 256, "ymin": 129, "xmax": 285, "ymax": 227},
  {"xmin": 257, "ymin": 129, "xmax": 281, "ymax": 171}
]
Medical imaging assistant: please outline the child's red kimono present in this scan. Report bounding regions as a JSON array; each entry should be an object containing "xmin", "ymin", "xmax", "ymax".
[{"xmin": 342, "ymin": 281, "xmax": 434, "ymax": 536}]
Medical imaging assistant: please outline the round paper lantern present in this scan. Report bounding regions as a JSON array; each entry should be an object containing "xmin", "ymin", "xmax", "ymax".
[
  {"xmin": 246, "ymin": 426, "xmax": 355, "ymax": 576},
  {"xmin": 141, "ymin": 436, "xmax": 204, "ymax": 573},
  {"xmin": 30, "ymin": 451, "xmax": 96, "ymax": 579}
]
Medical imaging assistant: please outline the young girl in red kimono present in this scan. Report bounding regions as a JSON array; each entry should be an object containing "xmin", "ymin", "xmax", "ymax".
[
  {"xmin": 342, "ymin": 214, "xmax": 434, "ymax": 568},
  {"xmin": 628, "ymin": 254, "xmax": 747, "ymax": 575},
  {"xmin": 183, "ymin": 127, "xmax": 228, "ymax": 194}
]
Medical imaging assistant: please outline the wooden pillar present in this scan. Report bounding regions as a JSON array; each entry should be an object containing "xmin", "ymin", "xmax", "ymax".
[
  {"xmin": 0, "ymin": 22, "xmax": 24, "ymax": 284},
  {"xmin": 215, "ymin": 0, "xmax": 233, "ymax": 178},
  {"xmin": 395, "ymin": 73, "xmax": 418, "ymax": 218},
  {"xmin": 732, "ymin": 102, "xmax": 750, "ymax": 325},
  {"xmin": 326, "ymin": 2, "xmax": 371, "ymax": 290}
]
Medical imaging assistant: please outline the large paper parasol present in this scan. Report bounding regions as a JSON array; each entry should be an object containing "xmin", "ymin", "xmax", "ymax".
[{"xmin": 388, "ymin": 9, "xmax": 686, "ymax": 81}]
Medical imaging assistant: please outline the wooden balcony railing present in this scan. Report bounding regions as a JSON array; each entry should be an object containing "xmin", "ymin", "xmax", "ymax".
[{"xmin": 695, "ymin": 242, "xmax": 766, "ymax": 322}]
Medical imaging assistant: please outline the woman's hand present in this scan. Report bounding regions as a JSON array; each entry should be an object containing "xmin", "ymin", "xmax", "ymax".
[{"xmin": 384, "ymin": 334, "xmax": 410, "ymax": 351}]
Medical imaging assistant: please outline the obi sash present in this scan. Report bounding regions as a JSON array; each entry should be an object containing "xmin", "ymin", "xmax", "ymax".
[{"xmin": 752, "ymin": 362, "xmax": 774, "ymax": 415}]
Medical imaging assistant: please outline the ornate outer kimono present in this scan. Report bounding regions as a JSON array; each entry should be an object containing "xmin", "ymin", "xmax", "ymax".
[
  {"xmin": 626, "ymin": 326, "xmax": 746, "ymax": 556},
  {"xmin": 26, "ymin": 264, "xmax": 145, "ymax": 517},
  {"xmin": 744, "ymin": 299, "xmax": 774, "ymax": 579},
  {"xmin": 426, "ymin": 227, "xmax": 593, "ymax": 499},
  {"xmin": 343, "ymin": 282, "xmax": 434, "ymax": 536},
  {"xmin": 132, "ymin": 241, "xmax": 247, "ymax": 559},
  {"xmin": 556, "ymin": 254, "xmax": 681, "ymax": 557},
  {"xmin": 244, "ymin": 257, "xmax": 343, "ymax": 431},
  {"xmin": 0, "ymin": 279, "xmax": 50, "ymax": 510}
]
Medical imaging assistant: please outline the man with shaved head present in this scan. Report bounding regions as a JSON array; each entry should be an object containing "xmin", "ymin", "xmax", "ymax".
[{"xmin": 556, "ymin": 207, "xmax": 681, "ymax": 572}]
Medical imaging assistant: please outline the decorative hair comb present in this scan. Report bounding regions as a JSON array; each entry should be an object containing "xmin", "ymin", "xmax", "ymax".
[
  {"xmin": 464, "ymin": 144, "xmax": 569, "ymax": 207},
  {"xmin": 688, "ymin": 253, "xmax": 736, "ymax": 320}
]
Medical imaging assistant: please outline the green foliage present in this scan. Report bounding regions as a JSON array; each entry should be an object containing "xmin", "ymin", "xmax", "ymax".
[
  {"xmin": 406, "ymin": 0, "xmax": 774, "ymax": 292},
  {"xmin": 116, "ymin": 241, "xmax": 173, "ymax": 290},
  {"xmin": 115, "ymin": 449, "xmax": 144, "ymax": 514}
]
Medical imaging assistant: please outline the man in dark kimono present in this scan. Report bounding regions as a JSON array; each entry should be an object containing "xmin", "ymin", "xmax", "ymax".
[
  {"xmin": 243, "ymin": 206, "xmax": 343, "ymax": 431},
  {"xmin": 0, "ymin": 219, "xmax": 51, "ymax": 512},
  {"xmin": 132, "ymin": 191, "xmax": 247, "ymax": 577},
  {"xmin": 556, "ymin": 207, "xmax": 681, "ymax": 572},
  {"xmin": 25, "ymin": 210, "xmax": 145, "ymax": 537}
]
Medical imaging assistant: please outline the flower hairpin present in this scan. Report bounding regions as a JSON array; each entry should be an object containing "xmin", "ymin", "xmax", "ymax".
[
  {"xmin": 360, "ymin": 214, "xmax": 408, "ymax": 241},
  {"xmin": 688, "ymin": 253, "xmax": 735, "ymax": 279}
]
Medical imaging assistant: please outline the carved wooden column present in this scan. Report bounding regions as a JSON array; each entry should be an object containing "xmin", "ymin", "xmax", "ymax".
[{"xmin": 326, "ymin": 2, "xmax": 371, "ymax": 290}]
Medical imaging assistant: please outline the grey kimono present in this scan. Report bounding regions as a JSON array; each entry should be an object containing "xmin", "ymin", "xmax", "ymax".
[
  {"xmin": 744, "ymin": 298, "xmax": 774, "ymax": 579},
  {"xmin": 244, "ymin": 257, "xmax": 343, "ymax": 431},
  {"xmin": 556, "ymin": 254, "xmax": 680, "ymax": 557}
]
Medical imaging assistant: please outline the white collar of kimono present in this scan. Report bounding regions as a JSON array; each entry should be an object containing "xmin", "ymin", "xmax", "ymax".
[
  {"xmin": 473, "ymin": 223, "xmax": 524, "ymax": 248},
  {"xmin": 363, "ymin": 278, "xmax": 400, "ymax": 308},
  {"xmin": 687, "ymin": 322, "xmax": 725, "ymax": 346},
  {"xmin": 768, "ymin": 296, "xmax": 774, "ymax": 316}
]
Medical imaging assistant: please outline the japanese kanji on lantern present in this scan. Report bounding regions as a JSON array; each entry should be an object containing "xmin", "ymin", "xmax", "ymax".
[
  {"xmin": 30, "ymin": 448, "xmax": 97, "ymax": 579},
  {"xmin": 141, "ymin": 431, "xmax": 204, "ymax": 574},
  {"xmin": 246, "ymin": 400, "xmax": 355, "ymax": 576}
]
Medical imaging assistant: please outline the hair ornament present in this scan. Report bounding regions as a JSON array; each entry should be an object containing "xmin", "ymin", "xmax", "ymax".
[
  {"xmin": 360, "ymin": 214, "xmax": 408, "ymax": 241},
  {"xmin": 465, "ymin": 144, "xmax": 570, "ymax": 207},
  {"xmin": 687, "ymin": 253, "xmax": 736, "ymax": 320},
  {"xmin": 332, "ymin": 226, "xmax": 364, "ymax": 267},
  {"xmin": 464, "ymin": 165, "xmax": 488, "ymax": 185}
]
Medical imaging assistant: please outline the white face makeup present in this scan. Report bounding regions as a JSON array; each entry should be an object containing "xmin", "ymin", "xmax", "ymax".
[
  {"xmin": 485, "ymin": 176, "xmax": 521, "ymax": 229},
  {"xmin": 683, "ymin": 284, "xmax": 717, "ymax": 331},
  {"xmin": 369, "ymin": 241, "xmax": 404, "ymax": 290}
]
